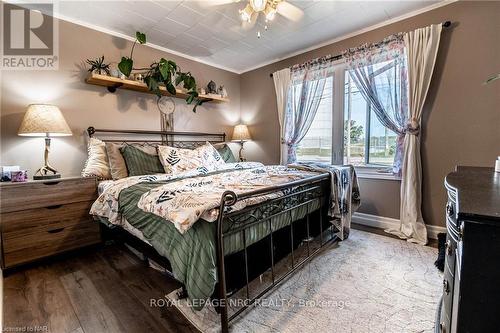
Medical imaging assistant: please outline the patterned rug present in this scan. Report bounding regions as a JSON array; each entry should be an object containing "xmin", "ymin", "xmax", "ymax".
[{"xmin": 167, "ymin": 230, "xmax": 442, "ymax": 332}]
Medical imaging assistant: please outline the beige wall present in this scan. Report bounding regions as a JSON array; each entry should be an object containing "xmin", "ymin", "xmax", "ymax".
[
  {"xmin": 240, "ymin": 1, "xmax": 500, "ymax": 226},
  {"xmin": 1, "ymin": 2, "xmax": 499, "ymax": 228},
  {"xmin": 1, "ymin": 19, "xmax": 241, "ymax": 177}
]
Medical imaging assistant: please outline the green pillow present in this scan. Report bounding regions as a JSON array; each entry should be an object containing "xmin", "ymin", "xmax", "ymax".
[
  {"xmin": 216, "ymin": 144, "xmax": 237, "ymax": 163},
  {"xmin": 120, "ymin": 145, "xmax": 164, "ymax": 176}
]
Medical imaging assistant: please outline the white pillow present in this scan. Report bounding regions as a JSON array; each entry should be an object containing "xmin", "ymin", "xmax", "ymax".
[
  {"xmin": 82, "ymin": 138, "xmax": 112, "ymax": 179},
  {"xmin": 158, "ymin": 142, "xmax": 224, "ymax": 174}
]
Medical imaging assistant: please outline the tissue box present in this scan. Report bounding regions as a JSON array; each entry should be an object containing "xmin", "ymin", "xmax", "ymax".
[{"xmin": 1, "ymin": 166, "xmax": 20, "ymax": 182}]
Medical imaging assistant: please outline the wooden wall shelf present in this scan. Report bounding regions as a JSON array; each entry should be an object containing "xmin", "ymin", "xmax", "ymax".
[{"xmin": 85, "ymin": 73, "xmax": 230, "ymax": 103}]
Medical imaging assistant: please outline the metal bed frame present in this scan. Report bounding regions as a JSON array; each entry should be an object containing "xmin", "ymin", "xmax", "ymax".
[{"xmin": 88, "ymin": 127, "xmax": 337, "ymax": 333}]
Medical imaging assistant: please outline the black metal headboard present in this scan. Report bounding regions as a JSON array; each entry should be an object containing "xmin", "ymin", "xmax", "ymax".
[{"xmin": 87, "ymin": 127, "xmax": 226, "ymax": 149}]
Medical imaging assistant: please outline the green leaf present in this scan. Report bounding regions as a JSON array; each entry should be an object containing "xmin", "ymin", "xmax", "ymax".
[
  {"xmin": 144, "ymin": 76, "xmax": 158, "ymax": 92},
  {"xmin": 118, "ymin": 57, "xmax": 133, "ymax": 77},
  {"xmin": 158, "ymin": 60, "xmax": 169, "ymax": 81},
  {"xmin": 175, "ymin": 74, "xmax": 184, "ymax": 86},
  {"xmin": 192, "ymin": 99, "xmax": 205, "ymax": 113},
  {"xmin": 483, "ymin": 73, "xmax": 500, "ymax": 85},
  {"xmin": 186, "ymin": 94, "xmax": 194, "ymax": 104},
  {"xmin": 166, "ymin": 83, "xmax": 177, "ymax": 95},
  {"xmin": 168, "ymin": 60, "xmax": 177, "ymax": 71},
  {"xmin": 136, "ymin": 31, "xmax": 146, "ymax": 44}
]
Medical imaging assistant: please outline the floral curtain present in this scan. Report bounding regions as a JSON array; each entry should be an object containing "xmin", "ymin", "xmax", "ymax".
[
  {"xmin": 343, "ymin": 34, "xmax": 408, "ymax": 174},
  {"xmin": 283, "ymin": 58, "xmax": 334, "ymax": 164}
]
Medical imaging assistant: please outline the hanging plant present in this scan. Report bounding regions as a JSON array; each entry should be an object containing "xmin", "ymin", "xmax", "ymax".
[{"xmin": 118, "ymin": 31, "xmax": 205, "ymax": 112}]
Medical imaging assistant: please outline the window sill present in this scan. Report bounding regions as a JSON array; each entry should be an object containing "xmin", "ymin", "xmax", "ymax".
[{"xmin": 355, "ymin": 168, "xmax": 401, "ymax": 181}]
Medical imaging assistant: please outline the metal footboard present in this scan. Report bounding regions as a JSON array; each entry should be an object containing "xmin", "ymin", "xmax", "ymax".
[{"xmin": 215, "ymin": 173, "xmax": 335, "ymax": 333}]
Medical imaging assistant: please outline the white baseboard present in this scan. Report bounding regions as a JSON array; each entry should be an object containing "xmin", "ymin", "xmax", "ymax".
[{"xmin": 352, "ymin": 212, "xmax": 446, "ymax": 240}]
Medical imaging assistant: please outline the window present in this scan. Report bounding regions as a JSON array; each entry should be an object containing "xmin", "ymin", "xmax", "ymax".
[
  {"xmin": 296, "ymin": 76, "xmax": 333, "ymax": 162},
  {"xmin": 343, "ymin": 71, "xmax": 398, "ymax": 167},
  {"xmin": 293, "ymin": 58, "xmax": 404, "ymax": 173}
]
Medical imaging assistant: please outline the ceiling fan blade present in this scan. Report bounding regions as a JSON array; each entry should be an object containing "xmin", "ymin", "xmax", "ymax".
[
  {"xmin": 197, "ymin": 0, "xmax": 240, "ymax": 8},
  {"xmin": 241, "ymin": 11, "xmax": 258, "ymax": 31},
  {"xmin": 276, "ymin": 1, "xmax": 304, "ymax": 22}
]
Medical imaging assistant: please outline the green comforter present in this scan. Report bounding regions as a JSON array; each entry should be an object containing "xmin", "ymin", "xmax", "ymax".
[{"xmin": 112, "ymin": 180, "xmax": 320, "ymax": 309}]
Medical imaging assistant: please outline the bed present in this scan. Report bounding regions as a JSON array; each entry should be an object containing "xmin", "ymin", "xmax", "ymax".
[{"xmin": 87, "ymin": 127, "xmax": 360, "ymax": 332}]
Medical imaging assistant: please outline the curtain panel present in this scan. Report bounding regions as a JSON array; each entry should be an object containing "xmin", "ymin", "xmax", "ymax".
[
  {"xmin": 344, "ymin": 25, "xmax": 442, "ymax": 244},
  {"xmin": 395, "ymin": 23, "xmax": 443, "ymax": 245},
  {"xmin": 282, "ymin": 57, "xmax": 335, "ymax": 164},
  {"xmin": 344, "ymin": 34, "xmax": 408, "ymax": 174},
  {"xmin": 272, "ymin": 68, "xmax": 291, "ymax": 165}
]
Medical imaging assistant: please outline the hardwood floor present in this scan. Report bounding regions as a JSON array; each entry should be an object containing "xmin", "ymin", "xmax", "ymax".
[
  {"xmin": 3, "ymin": 225, "xmax": 438, "ymax": 333},
  {"xmin": 2, "ymin": 245, "xmax": 198, "ymax": 333}
]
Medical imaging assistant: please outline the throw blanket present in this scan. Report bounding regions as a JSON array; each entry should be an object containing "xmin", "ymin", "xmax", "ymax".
[{"xmin": 291, "ymin": 163, "xmax": 361, "ymax": 240}]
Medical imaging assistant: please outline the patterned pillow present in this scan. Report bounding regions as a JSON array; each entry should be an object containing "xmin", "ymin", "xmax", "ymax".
[
  {"xmin": 119, "ymin": 145, "xmax": 164, "ymax": 176},
  {"xmin": 214, "ymin": 143, "xmax": 237, "ymax": 163},
  {"xmin": 82, "ymin": 138, "xmax": 111, "ymax": 180},
  {"xmin": 158, "ymin": 142, "xmax": 224, "ymax": 174}
]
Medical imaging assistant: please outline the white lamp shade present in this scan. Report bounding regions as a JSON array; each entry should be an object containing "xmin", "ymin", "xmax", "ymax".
[
  {"xmin": 18, "ymin": 104, "xmax": 72, "ymax": 137},
  {"xmin": 232, "ymin": 124, "xmax": 251, "ymax": 141}
]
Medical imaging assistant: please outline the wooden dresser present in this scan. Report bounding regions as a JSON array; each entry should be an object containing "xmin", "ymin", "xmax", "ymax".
[
  {"xmin": 0, "ymin": 176, "xmax": 101, "ymax": 269},
  {"xmin": 438, "ymin": 166, "xmax": 500, "ymax": 333}
]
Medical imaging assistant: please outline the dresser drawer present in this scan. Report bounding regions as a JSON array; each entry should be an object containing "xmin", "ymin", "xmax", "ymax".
[
  {"xmin": 2, "ymin": 215, "xmax": 100, "ymax": 268},
  {"xmin": 442, "ymin": 263, "xmax": 454, "ymax": 318},
  {"xmin": 444, "ymin": 233, "xmax": 456, "ymax": 275},
  {"xmin": 1, "ymin": 201, "xmax": 94, "ymax": 235},
  {"xmin": 0, "ymin": 177, "xmax": 97, "ymax": 213}
]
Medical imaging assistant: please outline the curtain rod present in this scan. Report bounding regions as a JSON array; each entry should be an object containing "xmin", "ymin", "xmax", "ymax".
[{"xmin": 269, "ymin": 20, "xmax": 451, "ymax": 77}]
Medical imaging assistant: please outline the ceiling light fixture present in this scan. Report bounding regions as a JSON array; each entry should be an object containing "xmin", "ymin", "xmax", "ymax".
[
  {"xmin": 239, "ymin": 4, "xmax": 253, "ymax": 22},
  {"xmin": 264, "ymin": 5, "xmax": 276, "ymax": 21},
  {"xmin": 250, "ymin": 0, "xmax": 267, "ymax": 12}
]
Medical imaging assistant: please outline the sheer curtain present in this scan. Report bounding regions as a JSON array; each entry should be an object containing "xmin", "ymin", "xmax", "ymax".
[
  {"xmin": 344, "ymin": 34, "xmax": 408, "ymax": 174},
  {"xmin": 272, "ymin": 68, "xmax": 291, "ymax": 165},
  {"xmin": 283, "ymin": 60, "xmax": 333, "ymax": 164}
]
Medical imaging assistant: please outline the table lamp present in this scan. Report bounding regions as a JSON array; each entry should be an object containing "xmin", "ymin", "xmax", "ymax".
[
  {"xmin": 18, "ymin": 104, "xmax": 72, "ymax": 180},
  {"xmin": 232, "ymin": 124, "xmax": 251, "ymax": 161}
]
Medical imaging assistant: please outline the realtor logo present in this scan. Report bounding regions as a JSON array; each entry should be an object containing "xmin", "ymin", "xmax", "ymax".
[{"xmin": 1, "ymin": 2, "xmax": 58, "ymax": 69}]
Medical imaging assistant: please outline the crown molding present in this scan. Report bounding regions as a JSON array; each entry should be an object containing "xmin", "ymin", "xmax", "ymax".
[
  {"xmin": 51, "ymin": 12, "xmax": 242, "ymax": 74},
  {"xmin": 239, "ymin": 0, "xmax": 458, "ymax": 74},
  {"xmin": 19, "ymin": 0, "xmax": 457, "ymax": 75}
]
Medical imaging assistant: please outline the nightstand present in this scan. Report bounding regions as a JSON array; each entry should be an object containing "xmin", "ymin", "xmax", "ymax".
[{"xmin": 0, "ymin": 176, "xmax": 101, "ymax": 269}]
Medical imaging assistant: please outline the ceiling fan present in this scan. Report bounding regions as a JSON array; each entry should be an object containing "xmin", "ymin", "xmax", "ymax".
[
  {"xmin": 241, "ymin": 0, "xmax": 304, "ymax": 37},
  {"xmin": 204, "ymin": 0, "xmax": 304, "ymax": 37}
]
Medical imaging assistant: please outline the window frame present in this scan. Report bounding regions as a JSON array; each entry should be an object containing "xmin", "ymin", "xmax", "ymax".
[{"xmin": 295, "ymin": 60, "xmax": 401, "ymax": 180}]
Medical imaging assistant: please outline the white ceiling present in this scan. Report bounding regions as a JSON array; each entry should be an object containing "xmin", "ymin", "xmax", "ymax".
[{"xmin": 53, "ymin": 0, "xmax": 445, "ymax": 73}]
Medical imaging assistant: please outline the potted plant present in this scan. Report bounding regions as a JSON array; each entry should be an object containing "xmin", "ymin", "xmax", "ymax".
[
  {"xmin": 118, "ymin": 31, "xmax": 205, "ymax": 112},
  {"xmin": 86, "ymin": 55, "xmax": 110, "ymax": 75}
]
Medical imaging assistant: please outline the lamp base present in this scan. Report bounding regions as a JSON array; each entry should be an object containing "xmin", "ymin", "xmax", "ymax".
[
  {"xmin": 33, "ymin": 164, "xmax": 60, "ymax": 180},
  {"xmin": 33, "ymin": 173, "xmax": 61, "ymax": 180}
]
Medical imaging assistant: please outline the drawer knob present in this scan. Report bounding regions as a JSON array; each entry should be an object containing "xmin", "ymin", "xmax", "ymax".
[
  {"xmin": 47, "ymin": 227, "xmax": 65, "ymax": 234},
  {"xmin": 445, "ymin": 240, "xmax": 453, "ymax": 256},
  {"xmin": 443, "ymin": 279, "xmax": 450, "ymax": 294},
  {"xmin": 446, "ymin": 202, "xmax": 454, "ymax": 217}
]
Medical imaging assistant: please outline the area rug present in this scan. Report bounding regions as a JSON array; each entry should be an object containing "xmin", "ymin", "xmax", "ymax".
[{"xmin": 166, "ymin": 230, "xmax": 442, "ymax": 333}]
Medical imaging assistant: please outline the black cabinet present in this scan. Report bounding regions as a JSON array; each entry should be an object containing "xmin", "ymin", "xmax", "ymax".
[{"xmin": 438, "ymin": 166, "xmax": 500, "ymax": 333}]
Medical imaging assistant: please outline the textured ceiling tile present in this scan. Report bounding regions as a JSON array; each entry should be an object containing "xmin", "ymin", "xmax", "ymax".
[
  {"xmin": 55, "ymin": 0, "xmax": 443, "ymax": 72},
  {"xmin": 154, "ymin": 16, "xmax": 190, "ymax": 36},
  {"xmin": 167, "ymin": 3, "xmax": 204, "ymax": 27}
]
